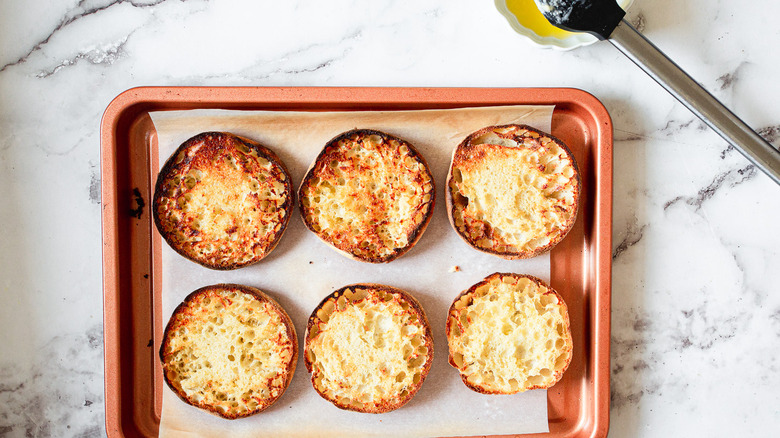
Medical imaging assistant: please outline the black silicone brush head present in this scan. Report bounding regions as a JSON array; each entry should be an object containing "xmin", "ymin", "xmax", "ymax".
[{"xmin": 534, "ymin": 0, "xmax": 626, "ymax": 40}]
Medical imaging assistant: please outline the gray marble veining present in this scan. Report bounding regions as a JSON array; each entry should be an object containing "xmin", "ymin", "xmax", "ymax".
[{"xmin": 1, "ymin": 0, "xmax": 779, "ymax": 436}]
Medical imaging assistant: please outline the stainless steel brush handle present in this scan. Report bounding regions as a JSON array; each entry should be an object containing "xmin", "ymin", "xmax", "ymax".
[{"xmin": 610, "ymin": 19, "xmax": 780, "ymax": 185}]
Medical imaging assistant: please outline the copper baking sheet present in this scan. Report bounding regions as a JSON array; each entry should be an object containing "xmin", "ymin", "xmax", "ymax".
[{"xmin": 101, "ymin": 87, "xmax": 613, "ymax": 438}]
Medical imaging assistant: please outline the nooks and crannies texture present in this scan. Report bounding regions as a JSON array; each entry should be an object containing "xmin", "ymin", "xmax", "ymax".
[
  {"xmin": 447, "ymin": 273, "xmax": 573, "ymax": 394},
  {"xmin": 154, "ymin": 132, "xmax": 292, "ymax": 269},
  {"xmin": 305, "ymin": 285, "xmax": 433, "ymax": 413},
  {"xmin": 161, "ymin": 285, "xmax": 297, "ymax": 419},
  {"xmin": 299, "ymin": 130, "xmax": 434, "ymax": 263},
  {"xmin": 449, "ymin": 125, "xmax": 579, "ymax": 259}
]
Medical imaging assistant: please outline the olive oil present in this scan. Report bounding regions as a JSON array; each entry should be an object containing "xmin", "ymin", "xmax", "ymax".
[{"xmin": 504, "ymin": 0, "xmax": 574, "ymax": 39}]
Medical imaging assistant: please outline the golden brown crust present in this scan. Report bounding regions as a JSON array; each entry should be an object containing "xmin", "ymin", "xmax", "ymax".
[
  {"xmin": 304, "ymin": 283, "xmax": 434, "ymax": 413},
  {"xmin": 153, "ymin": 132, "xmax": 294, "ymax": 270},
  {"xmin": 446, "ymin": 124, "xmax": 581, "ymax": 259},
  {"xmin": 445, "ymin": 273, "xmax": 573, "ymax": 394},
  {"xmin": 298, "ymin": 129, "xmax": 435, "ymax": 263},
  {"xmin": 160, "ymin": 284, "xmax": 298, "ymax": 419}
]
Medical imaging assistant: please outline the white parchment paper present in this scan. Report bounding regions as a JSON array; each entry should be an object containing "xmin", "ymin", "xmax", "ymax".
[{"xmin": 151, "ymin": 105, "xmax": 554, "ymax": 437}]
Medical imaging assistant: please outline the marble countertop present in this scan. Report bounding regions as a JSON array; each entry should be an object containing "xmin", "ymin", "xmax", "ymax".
[{"xmin": 1, "ymin": 0, "xmax": 779, "ymax": 436}]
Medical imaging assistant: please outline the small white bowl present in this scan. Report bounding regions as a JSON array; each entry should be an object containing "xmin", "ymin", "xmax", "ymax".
[{"xmin": 495, "ymin": 0, "xmax": 633, "ymax": 51}]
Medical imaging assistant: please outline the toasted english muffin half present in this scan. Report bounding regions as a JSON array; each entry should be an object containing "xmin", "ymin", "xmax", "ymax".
[
  {"xmin": 304, "ymin": 284, "xmax": 434, "ymax": 413},
  {"xmin": 298, "ymin": 129, "xmax": 435, "ymax": 263},
  {"xmin": 446, "ymin": 124, "xmax": 580, "ymax": 259},
  {"xmin": 446, "ymin": 273, "xmax": 573, "ymax": 394},
  {"xmin": 153, "ymin": 132, "xmax": 293, "ymax": 270},
  {"xmin": 160, "ymin": 284, "xmax": 298, "ymax": 419}
]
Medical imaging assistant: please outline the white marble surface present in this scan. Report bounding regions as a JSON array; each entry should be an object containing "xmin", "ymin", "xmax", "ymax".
[{"xmin": 1, "ymin": 0, "xmax": 779, "ymax": 437}]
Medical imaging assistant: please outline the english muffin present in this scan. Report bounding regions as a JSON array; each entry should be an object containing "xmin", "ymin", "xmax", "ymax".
[
  {"xmin": 304, "ymin": 284, "xmax": 434, "ymax": 413},
  {"xmin": 446, "ymin": 273, "xmax": 573, "ymax": 394},
  {"xmin": 153, "ymin": 132, "xmax": 293, "ymax": 270},
  {"xmin": 446, "ymin": 124, "xmax": 580, "ymax": 259},
  {"xmin": 160, "ymin": 284, "xmax": 298, "ymax": 419},
  {"xmin": 299, "ymin": 129, "xmax": 435, "ymax": 263}
]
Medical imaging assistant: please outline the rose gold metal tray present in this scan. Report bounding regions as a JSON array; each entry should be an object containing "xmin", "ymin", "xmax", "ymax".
[{"xmin": 101, "ymin": 87, "xmax": 612, "ymax": 437}]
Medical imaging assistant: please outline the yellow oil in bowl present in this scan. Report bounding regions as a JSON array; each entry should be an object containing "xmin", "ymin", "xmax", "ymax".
[{"xmin": 504, "ymin": 0, "xmax": 574, "ymax": 39}]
